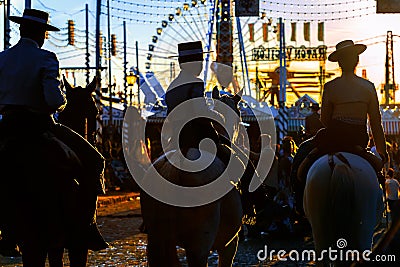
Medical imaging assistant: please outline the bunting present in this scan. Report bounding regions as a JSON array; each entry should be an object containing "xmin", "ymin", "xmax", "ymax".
[
  {"xmin": 249, "ymin": 23, "xmax": 255, "ymax": 42},
  {"xmin": 318, "ymin": 22, "xmax": 324, "ymax": 41},
  {"xmin": 291, "ymin": 22, "xmax": 296, "ymax": 42},
  {"xmin": 262, "ymin": 23, "xmax": 268, "ymax": 42},
  {"xmin": 304, "ymin": 22, "xmax": 310, "ymax": 41}
]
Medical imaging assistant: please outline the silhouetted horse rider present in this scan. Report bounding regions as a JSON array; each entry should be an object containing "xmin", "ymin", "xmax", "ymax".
[
  {"xmin": 0, "ymin": 9, "xmax": 107, "ymax": 266},
  {"xmin": 292, "ymin": 40, "xmax": 388, "ymax": 216},
  {"xmin": 165, "ymin": 41, "xmax": 222, "ymax": 154}
]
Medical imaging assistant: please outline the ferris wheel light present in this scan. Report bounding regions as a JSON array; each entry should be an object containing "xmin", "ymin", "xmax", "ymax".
[
  {"xmin": 261, "ymin": 12, "xmax": 266, "ymax": 19},
  {"xmin": 162, "ymin": 20, "xmax": 168, "ymax": 28},
  {"xmin": 152, "ymin": 36, "xmax": 158, "ymax": 43},
  {"xmin": 200, "ymin": 0, "xmax": 206, "ymax": 4},
  {"xmin": 169, "ymin": 14, "xmax": 175, "ymax": 21},
  {"xmin": 147, "ymin": 54, "xmax": 153, "ymax": 60},
  {"xmin": 191, "ymin": 0, "xmax": 198, "ymax": 7},
  {"xmin": 149, "ymin": 44, "xmax": 154, "ymax": 51},
  {"xmin": 157, "ymin": 28, "xmax": 163, "ymax": 35},
  {"xmin": 145, "ymin": 62, "xmax": 151, "ymax": 69},
  {"xmin": 176, "ymin": 7, "xmax": 182, "ymax": 16},
  {"xmin": 183, "ymin": 3, "xmax": 190, "ymax": 11}
]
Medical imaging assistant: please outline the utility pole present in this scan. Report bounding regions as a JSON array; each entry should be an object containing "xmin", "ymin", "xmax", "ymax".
[
  {"xmin": 95, "ymin": 0, "xmax": 103, "ymax": 144},
  {"xmin": 3, "ymin": 0, "xmax": 10, "ymax": 50},
  {"xmin": 136, "ymin": 41, "xmax": 140, "ymax": 108},
  {"xmin": 123, "ymin": 21, "xmax": 127, "ymax": 109},
  {"xmin": 107, "ymin": 0, "xmax": 113, "ymax": 124},
  {"xmin": 85, "ymin": 4, "xmax": 90, "ymax": 86},
  {"xmin": 277, "ymin": 17, "xmax": 288, "ymax": 144},
  {"xmin": 385, "ymin": 30, "xmax": 395, "ymax": 105}
]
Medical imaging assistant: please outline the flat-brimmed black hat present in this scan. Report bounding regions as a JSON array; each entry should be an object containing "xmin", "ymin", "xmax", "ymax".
[
  {"xmin": 170, "ymin": 41, "xmax": 211, "ymax": 63},
  {"xmin": 9, "ymin": 9, "xmax": 60, "ymax": 31},
  {"xmin": 328, "ymin": 40, "xmax": 366, "ymax": 62}
]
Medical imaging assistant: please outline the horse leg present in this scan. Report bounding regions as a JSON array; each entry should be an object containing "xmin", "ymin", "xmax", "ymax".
[
  {"xmin": 20, "ymin": 243, "xmax": 47, "ymax": 267},
  {"xmin": 185, "ymin": 247, "xmax": 209, "ymax": 267},
  {"xmin": 217, "ymin": 234, "xmax": 239, "ymax": 267},
  {"xmin": 48, "ymin": 247, "xmax": 64, "ymax": 267},
  {"xmin": 68, "ymin": 247, "xmax": 89, "ymax": 267},
  {"xmin": 146, "ymin": 234, "xmax": 180, "ymax": 267}
]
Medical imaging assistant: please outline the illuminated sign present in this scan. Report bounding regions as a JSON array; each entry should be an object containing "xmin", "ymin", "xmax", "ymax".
[
  {"xmin": 252, "ymin": 45, "xmax": 327, "ymax": 61},
  {"xmin": 235, "ymin": 0, "xmax": 259, "ymax": 17},
  {"xmin": 377, "ymin": 0, "xmax": 400, "ymax": 13}
]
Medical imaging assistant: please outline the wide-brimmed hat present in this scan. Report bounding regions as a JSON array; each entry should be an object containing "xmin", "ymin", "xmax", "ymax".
[
  {"xmin": 9, "ymin": 9, "xmax": 59, "ymax": 31},
  {"xmin": 328, "ymin": 40, "xmax": 366, "ymax": 62},
  {"xmin": 170, "ymin": 41, "xmax": 211, "ymax": 63}
]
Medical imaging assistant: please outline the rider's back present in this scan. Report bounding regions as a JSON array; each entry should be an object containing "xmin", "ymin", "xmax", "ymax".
[
  {"xmin": 322, "ymin": 75, "xmax": 376, "ymax": 126},
  {"xmin": 0, "ymin": 39, "xmax": 64, "ymax": 113}
]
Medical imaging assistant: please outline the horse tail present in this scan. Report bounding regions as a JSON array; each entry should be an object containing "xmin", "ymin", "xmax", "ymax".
[{"xmin": 329, "ymin": 153, "xmax": 356, "ymax": 246}]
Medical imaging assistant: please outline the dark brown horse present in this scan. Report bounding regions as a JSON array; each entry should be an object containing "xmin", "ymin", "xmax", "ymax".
[
  {"xmin": 58, "ymin": 75, "xmax": 98, "ymax": 145},
  {"xmin": 49, "ymin": 76, "xmax": 107, "ymax": 266}
]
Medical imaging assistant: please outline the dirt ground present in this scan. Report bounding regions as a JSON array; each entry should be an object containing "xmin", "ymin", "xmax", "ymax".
[{"xmin": 0, "ymin": 193, "xmax": 398, "ymax": 266}]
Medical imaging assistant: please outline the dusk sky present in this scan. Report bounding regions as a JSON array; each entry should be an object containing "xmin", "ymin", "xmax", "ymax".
[{"xmin": 3, "ymin": 0, "xmax": 400, "ymax": 104}]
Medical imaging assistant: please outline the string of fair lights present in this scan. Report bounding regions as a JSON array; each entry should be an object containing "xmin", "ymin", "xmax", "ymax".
[{"xmin": 5, "ymin": 1, "xmax": 392, "ymax": 71}]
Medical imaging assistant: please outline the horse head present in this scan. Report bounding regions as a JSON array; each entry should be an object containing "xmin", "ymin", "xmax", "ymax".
[
  {"xmin": 211, "ymin": 86, "xmax": 242, "ymax": 143},
  {"xmin": 62, "ymin": 75, "xmax": 98, "ymax": 118},
  {"xmin": 58, "ymin": 76, "xmax": 98, "ymax": 142}
]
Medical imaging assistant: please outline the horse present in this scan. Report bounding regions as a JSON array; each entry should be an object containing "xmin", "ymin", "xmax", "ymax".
[
  {"xmin": 303, "ymin": 152, "xmax": 384, "ymax": 266},
  {"xmin": 138, "ymin": 89, "xmax": 253, "ymax": 266}
]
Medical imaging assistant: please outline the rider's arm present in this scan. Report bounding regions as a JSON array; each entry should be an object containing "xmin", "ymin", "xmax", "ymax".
[
  {"xmin": 191, "ymin": 83, "xmax": 225, "ymax": 124},
  {"xmin": 367, "ymin": 85, "xmax": 387, "ymax": 160},
  {"xmin": 42, "ymin": 52, "xmax": 66, "ymax": 114},
  {"xmin": 320, "ymin": 83, "xmax": 333, "ymax": 127}
]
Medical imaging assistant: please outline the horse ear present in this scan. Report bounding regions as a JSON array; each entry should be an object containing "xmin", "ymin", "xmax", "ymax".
[
  {"xmin": 63, "ymin": 75, "xmax": 73, "ymax": 92},
  {"xmin": 87, "ymin": 76, "xmax": 97, "ymax": 92},
  {"xmin": 233, "ymin": 89, "xmax": 243, "ymax": 104},
  {"xmin": 212, "ymin": 86, "xmax": 220, "ymax": 99}
]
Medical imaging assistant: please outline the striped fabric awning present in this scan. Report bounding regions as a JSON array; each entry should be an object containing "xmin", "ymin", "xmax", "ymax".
[
  {"xmin": 284, "ymin": 118, "xmax": 400, "ymax": 136},
  {"xmin": 380, "ymin": 120, "xmax": 400, "ymax": 136},
  {"xmin": 104, "ymin": 116, "xmax": 400, "ymax": 136}
]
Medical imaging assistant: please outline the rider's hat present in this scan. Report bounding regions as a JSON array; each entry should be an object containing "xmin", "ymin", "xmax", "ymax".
[
  {"xmin": 170, "ymin": 41, "xmax": 211, "ymax": 63},
  {"xmin": 328, "ymin": 40, "xmax": 366, "ymax": 62},
  {"xmin": 9, "ymin": 9, "xmax": 60, "ymax": 31}
]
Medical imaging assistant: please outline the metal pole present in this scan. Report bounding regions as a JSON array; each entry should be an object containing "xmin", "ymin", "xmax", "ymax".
[
  {"xmin": 4, "ymin": 0, "xmax": 10, "ymax": 50},
  {"xmin": 85, "ymin": 4, "xmax": 90, "ymax": 86},
  {"xmin": 278, "ymin": 17, "xmax": 288, "ymax": 143},
  {"xmin": 107, "ymin": 0, "xmax": 113, "ymax": 124},
  {"xmin": 95, "ymin": 0, "xmax": 103, "ymax": 143},
  {"xmin": 136, "ymin": 41, "xmax": 140, "ymax": 108},
  {"xmin": 25, "ymin": 0, "xmax": 31, "ymax": 9},
  {"xmin": 123, "ymin": 21, "xmax": 127, "ymax": 109}
]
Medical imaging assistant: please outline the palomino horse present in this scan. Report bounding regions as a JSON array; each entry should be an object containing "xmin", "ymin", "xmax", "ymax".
[
  {"xmin": 138, "ymin": 90, "xmax": 250, "ymax": 266},
  {"xmin": 304, "ymin": 152, "xmax": 384, "ymax": 266}
]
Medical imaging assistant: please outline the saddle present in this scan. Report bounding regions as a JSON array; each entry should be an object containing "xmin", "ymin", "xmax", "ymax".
[{"xmin": 297, "ymin": 140, "xmax": 384, "ymax": 184}]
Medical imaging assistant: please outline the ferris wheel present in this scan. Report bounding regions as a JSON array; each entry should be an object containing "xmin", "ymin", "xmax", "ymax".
[{"xmin": 144, "ymin": 0, "xmax": 281, "ymax": 96}]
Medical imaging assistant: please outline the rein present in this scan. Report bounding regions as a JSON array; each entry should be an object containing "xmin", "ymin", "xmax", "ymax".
[{"xmin": 328, "ymin": 153, "xmax": 351, "ymax": 173}]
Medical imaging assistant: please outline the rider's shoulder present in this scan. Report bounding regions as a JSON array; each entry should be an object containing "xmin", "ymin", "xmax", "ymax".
[
  {"xmin": 356, "ymin": 75, "xmax": 375, "ymax": 88},
  {"xmin": 324, "ymin": 77, "xmax": 340, "ymax": 90}
]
